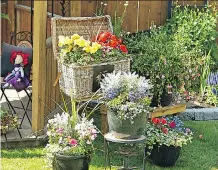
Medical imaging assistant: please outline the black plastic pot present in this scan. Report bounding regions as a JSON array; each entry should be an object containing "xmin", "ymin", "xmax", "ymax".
[
  {"xmin": 148, "ymin": 145, "xmax": 181, "ymax": 167},
  {"xmin": 53, "ymin": 154, "xmax": 90, "ymax": 170},
  {"xmin": 150, "ymin": 89, "xmax": 172, "ymax": 107}
]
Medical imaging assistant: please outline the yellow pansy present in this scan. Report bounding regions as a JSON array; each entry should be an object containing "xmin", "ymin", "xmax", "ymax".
[
  {"xmin": 71, "ymin": 34, "xmax": 80, "ymax": 40},
  {"xmin": 90, "ymin": 46, "xmax": 98, "ymax": 54},
  {"xmin": 74, "ymin": 37, "xmax": 86, "ymax": 47},
  {"xmin": 85, "ymin": 40, "xmax": 91, "ymax": 47},
  {"xmin": 58, "ymin": 35, "xmax": 66, "ymax": 47},
  {"xmin": 92, "ymin": 42, "xmax": 101, "ymax": 49},
  {"xmin": 83, "ymin": 46, "xmax": 91, "ymax": 53}
]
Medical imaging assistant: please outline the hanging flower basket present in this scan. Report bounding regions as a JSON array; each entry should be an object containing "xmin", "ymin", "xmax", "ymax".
[{"xmin": 51, "ymin": 16, "xmax": 130, "ymax": 99}]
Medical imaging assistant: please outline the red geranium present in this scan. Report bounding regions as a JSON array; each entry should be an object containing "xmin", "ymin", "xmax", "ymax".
[
  {"xmin": 95, "ymin": 31, "xmax": 128, "ymax": 54},
  {"xmin": 110, "ymin": 40, "xmax": 119, "ymax": 48},
  {"xmin": 152, "ymin": 117, "xmax": 160, "ymax": 124},
  {"xmin": 160, "ymin": 118, "xmax": 167, "ymax": 125},
  {"xmin": 119, "ymin": 45, "xmax": 128, "ymax": 53},
  {"xmin": 162, "ymin": 128, "xmax": 168, "ymax": 134},
  {"xmin": 169, "ymin": 121, "xmax": 176, "ymax": 128}
]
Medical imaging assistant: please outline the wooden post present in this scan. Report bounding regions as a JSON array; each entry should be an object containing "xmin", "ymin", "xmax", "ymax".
[
  {"xmin": 7, "ymin": 0, "xmax": 17, "ymax": 43},
  {"xmin": 70, "ymin": 1, "xmax": 81, "ymax": 17},
  {"xmin": 32, "ymin": 1, "xmax": 47, "ymax": 135}
]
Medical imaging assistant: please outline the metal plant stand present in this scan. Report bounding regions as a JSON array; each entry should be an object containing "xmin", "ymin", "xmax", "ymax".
[{"xmin": 104, "ymin": 133, "xmax": 146, "ymax": 170}]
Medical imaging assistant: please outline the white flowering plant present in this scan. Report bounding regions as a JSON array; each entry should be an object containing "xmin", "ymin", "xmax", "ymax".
[
  {"xmin": 45, "ymin": 112, "xmax": 98, "ymax": 166},
  {"xmin": 100, "ymin": 72, "xmax": 153, "ymax": 122}
]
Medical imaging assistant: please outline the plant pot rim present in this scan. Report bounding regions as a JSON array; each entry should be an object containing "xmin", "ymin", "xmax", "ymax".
[
  {"xmin": 55, "ymin": 153, "xmax": 88, "ymax": 159},
  {"xmin": 61, "ymin": 59, "xmax": 130, "ymax": 68}
]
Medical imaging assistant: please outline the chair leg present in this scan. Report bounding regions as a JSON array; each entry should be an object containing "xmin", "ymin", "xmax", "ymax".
[
  {"xmin": 20, "ymin": 94, "xmax": 32, "ymax": 127},
  {"xmin": 1, "ymin": 88, "xmax": 17, "ymax": 114},
  {"xmin": 16, "ymin": 91, "xmax": 32, "ymax": 127}
]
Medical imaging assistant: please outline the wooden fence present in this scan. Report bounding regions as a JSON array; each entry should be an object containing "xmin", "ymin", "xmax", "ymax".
[{"xmin": 2, "ymin": 1, "xmax": 214, "ymax": 44}]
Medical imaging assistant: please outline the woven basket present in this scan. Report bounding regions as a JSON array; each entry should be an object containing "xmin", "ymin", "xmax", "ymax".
[
  {"xmin": 58, "ymin": 59, "xmax": 130, "ymax": 99},
  {"xmin": 51, "ymin": 16, "xmax": 130, "ymax": 99}
]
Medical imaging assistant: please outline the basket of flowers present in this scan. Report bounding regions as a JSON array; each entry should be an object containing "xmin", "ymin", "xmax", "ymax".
[{"xmin": 51, "ymin": 16, "xmax": 130, "ymax": 99}]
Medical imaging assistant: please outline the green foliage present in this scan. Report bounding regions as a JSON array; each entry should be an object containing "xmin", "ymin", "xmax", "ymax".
[
  {"xmin": 0, "ymin": 108, "xmax": 20, "ymax": 134},
  {"xmin": 124, "ymin": 5, "xmax": 218, "ymax": 104},
  {"xmin": 0, "ymin": 13, "xmax": 10, "ymax": 22}
]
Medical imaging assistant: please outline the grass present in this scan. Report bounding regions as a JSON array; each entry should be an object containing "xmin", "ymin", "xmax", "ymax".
[{"xmin": 1, "ymin": 119, "xmax": 218, "ymax": 170}]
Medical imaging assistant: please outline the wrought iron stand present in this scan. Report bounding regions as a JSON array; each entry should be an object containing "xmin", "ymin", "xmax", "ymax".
[{"xmin": 104, "ymin": 133, "xmax": 146, "ymax": 170}]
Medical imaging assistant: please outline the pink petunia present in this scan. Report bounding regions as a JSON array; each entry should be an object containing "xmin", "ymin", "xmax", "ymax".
[{"xmin": 69, "ymin": 139, "xmax": 77, "ymax": 146}]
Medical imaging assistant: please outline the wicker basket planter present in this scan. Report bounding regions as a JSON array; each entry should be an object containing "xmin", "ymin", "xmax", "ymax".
[
  {"xmin": 58, "ymin": 59, "xmax": 130, "ymax": 99},
  {"xmin": 51, "ymin": 15, "xmax": 130, "ymax": 99}
]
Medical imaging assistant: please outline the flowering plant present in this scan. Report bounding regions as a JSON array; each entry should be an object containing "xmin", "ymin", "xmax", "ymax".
[
  {"xmin": 144, "ymin": 116, "xmax": 193, "ymax": 155},
  {"xmin": 100, "ymin": 72, "xmax": 153, "ymax": 123},
  {"xmin": 58, "ymin": 32, "xmax": 129, "ymax": 66},
  {"xmin": 0, "ymin": 108, "xmax": 20, "ymax": 134},
  {"xmin": 45, "ymin": 112, "xmax": 98, "ymax": 166}
]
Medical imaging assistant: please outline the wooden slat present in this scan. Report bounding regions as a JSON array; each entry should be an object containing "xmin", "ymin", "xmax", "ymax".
[
  {"xmin": 32, "ymin": 1, "xmax": 47, "ymax": 134},
  {"xmin": 150, "ymin": 104, "xmax": 187, "ymax": 118},
  {"xmin": 70, "ymin": 1, "xmax": 81, "ymax": 17},
  {"xmin": 7, "ymin": 0, "xmax": 17, "ymax": 40},
  {"xmin": 138, "ymin": 1, "xmax": 151, "ymax": 31}
]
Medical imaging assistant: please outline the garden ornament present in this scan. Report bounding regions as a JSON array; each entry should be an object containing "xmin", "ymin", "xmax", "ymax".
[{"xmin": 3, "ymin": 51, "xmax": 30, "ymax": 92}]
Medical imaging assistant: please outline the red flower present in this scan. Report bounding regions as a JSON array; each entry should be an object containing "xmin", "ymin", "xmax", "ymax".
[
  {"xmin": 163, "ymin": 128, "xmax": 168, "ymax": 134},
  {"xmin": 97, "ymin": 32, "xmax": 111, "ymax": 43},
  {"xmin": 169, "ymin": 121, "xmax": 176, "ymax": 128},
  {"xmin": 160, "ymin": 118, "xmax": 167, "ymax": 125},
  {"xmin": 119, "ymin": 45, "xmax": 128, "ymax": 53},
  {"xmin": 110, "ymin": 40, "xmax": 119, "ymax": 48},
  {"xmin": 152, "ymin": 118, "xmax": 160, "ymax": 124}
]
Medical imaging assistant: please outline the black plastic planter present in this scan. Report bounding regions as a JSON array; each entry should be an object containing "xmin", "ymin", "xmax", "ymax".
[
  {"xmin": 53, "ymin": 154, "xmax": 90, "ymax": 170},
  {"xmin": 150, "ymin": 89, "xmax": 172, "ymax": 107},
  {"xmin": 148, "ymin": 145, "xmax": 181, "ymax": 167}
]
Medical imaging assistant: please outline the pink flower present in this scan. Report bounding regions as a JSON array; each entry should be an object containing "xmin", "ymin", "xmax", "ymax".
[
  {"xmin": 56, "ymin": 128, "xmax": 63, "ymax": 134},
  {"xmin": 69, "ymin": 139, "xmax": 77, "ymax": 146},
  {"xmin": 186, "ymin": 128, "xmax": 191, "ymax": 133},
  {"xmin": 91, "ymin": 134, "xmax": 97, "ymax": 140},
  {"xmin": 169, "ymin": 121, "xmax": 176, "ymax": 128}
]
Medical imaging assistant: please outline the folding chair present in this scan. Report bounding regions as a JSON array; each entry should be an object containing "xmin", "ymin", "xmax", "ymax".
[{"xmin": 1, "ymin": 31, "xmax": 33, "ymax": 135}]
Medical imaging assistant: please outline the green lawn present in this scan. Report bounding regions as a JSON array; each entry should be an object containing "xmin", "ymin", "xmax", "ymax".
[{"xmin": 1, "ymin": 120, "xmax": 218, "ymax": 170}]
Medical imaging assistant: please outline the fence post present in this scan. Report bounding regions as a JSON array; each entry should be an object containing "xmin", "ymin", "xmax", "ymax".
[
  {"xmin": 70, "ymin": 1, "xmax": 82, "ymax": 17},
  {"xmin": 7, "ymin": 0, "xmax": 17, "ymax": 43},
  {"xmin": 32, "ymin": 1, "xmax": 47, "ymax": 135}
]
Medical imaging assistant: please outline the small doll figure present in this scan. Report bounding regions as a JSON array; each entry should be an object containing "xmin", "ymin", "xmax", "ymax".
[{"xmin": 3, "ymin": 51, "xmax": 30, "ymax": 92}]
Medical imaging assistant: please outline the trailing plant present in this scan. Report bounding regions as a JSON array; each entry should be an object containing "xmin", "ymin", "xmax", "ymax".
[
  {"xmin": 100, "ymin": 71, "xmax": 153, "ymax": 123},
  {"xmin": 143, "ymin": 116, "xmax": 193, "ymax": 155}
]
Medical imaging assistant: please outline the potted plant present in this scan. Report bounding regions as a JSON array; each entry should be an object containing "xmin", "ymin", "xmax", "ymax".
[
  {"xmin": 100, "ymin": 71, "xmax": 153, "ymax": 139},
  {"xmin": 143, "ymin": 116, "xmax": 193, "ymax": 167},
  {"xmin": 0, "ymin": 108, "xmax": 20, "ymax": 135},
  {"xmin": 51, "ymin": 16, "xmax": 130, "ymax": 99},
  {"xmin": 45, "ymin": 111, "xmax": 98, "ymax": 170}
]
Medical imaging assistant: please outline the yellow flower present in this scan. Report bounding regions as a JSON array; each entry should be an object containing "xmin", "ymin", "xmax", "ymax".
[
  {"xmin": 58, "ymin": 35, "xmax": 66, "ymax": 47},
  {"xmin": 85, "ymin": 40, "xmax": 91, "ymax": 47},
  {"xmin": 58, "ymin": 36, "xmax": 74, "ymax": 47},
  {"xmin": 83, "ymin": 46, "xmax": 91, "ymax": 53},
  {"xmin": 92, "ymin": 42, "xmax": 101, "ymax": 49},
  {"xmin": 74, "ymin": 37, "xmax": 86, "ymax": 47},
  {"xmin": 90, "ymin": 46, "xmax": 98, "ymax": 54},
  {"xmin": 71, "ymin": 34, "xmax": 80, "ymax": 40}
]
